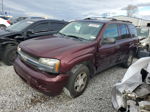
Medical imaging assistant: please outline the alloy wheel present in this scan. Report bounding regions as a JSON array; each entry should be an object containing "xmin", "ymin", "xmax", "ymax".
[{"xmin": 74, "ymin": 72, "xmax": 88, "ymax": 92}]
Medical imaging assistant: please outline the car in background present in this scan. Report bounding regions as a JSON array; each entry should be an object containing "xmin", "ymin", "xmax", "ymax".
[
  {"xmin": 29, "ymin": 17, "xmax": 46, "ymax": 19},
  {"xmin": 14, "ymin": 18, "xmax": 139, "ymax": 98},
  {"xmin": 0, "ymin": 15, "xmax": 11, "ymax": 20},
  {"xmin": 9, "ymin": 16, "xmax": 46, "ymax": 24},
  {"xmin": 0, "ymin": 18, "xmax": 68, "ymax": 65},
  {"xmin": 0, "ymin": 17, "xmax": 10, "ymax": 29},
  {"xmin": 137, "ymin": 27, "xmax": 150, "ymax": 51},
  {"xmin": 9, "ymin": 17, "xmax": 27, "ymax": 24}
]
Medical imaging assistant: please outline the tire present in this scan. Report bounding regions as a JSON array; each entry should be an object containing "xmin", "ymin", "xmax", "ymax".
[
  {"xmin": 0, "ymin": 25, "xmax": 6, "ymax": 30},
  {"xmin": 122, "ymin": 51, "xmax": 134, "ymax": 68},
  {"xmin": 64, "ymin": 64, "xmax": 90, "ymax": 98},
  {"xmin": 2, "ymin": 45, "xmax": 17, "ymax": 65}
]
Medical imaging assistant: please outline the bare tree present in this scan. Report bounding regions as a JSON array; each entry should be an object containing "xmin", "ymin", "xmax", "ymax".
[{"xmin": 122, "ymin": 5, "xmax": 138, "ymax": 17}]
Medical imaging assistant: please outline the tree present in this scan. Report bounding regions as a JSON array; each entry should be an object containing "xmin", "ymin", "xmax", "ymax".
[{"xmin": 122, "ymin": 5, "xmax": 138, "ymax": 17}]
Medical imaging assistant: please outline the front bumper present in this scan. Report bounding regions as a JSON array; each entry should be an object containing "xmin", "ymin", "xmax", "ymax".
[{"xmin": 14, "ymin": 57, "xmax": 69, "ymax": 96}]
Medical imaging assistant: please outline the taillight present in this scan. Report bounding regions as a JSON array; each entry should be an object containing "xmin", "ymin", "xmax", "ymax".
[{"xmin": 7, "ymin": 20, "xmax": 11, "ymax": 24}]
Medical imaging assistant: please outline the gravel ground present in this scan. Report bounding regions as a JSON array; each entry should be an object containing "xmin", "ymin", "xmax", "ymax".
[{"xmin": 0, "ymin": 61, "xmax": 132, "ymax": 112}]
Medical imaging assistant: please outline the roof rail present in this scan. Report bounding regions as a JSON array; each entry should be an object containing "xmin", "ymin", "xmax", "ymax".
[
  {"xmin": 84, "ymin": 17, "xmax": 114, "ymax": 21},
  {"xmin": 84, "ymin": 17, "xmax": 132, "ymax": 23},
  {"xmin": 111, "ymin": 19, "xmax": 132, "ymax": 23}
]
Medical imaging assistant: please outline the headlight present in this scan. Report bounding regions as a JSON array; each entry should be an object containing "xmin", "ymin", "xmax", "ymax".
[
  {"xmin": 39, "ymin": 58, "xmax": 60, "ymax": 73},
  {"xmin": 17, "ymin": 46, "xmax": 21, "ymax": 52}
]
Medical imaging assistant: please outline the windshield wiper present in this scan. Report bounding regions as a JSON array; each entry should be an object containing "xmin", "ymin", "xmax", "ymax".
[
  {"xmin": 58, "ymin": 32, "xmax": 67, "ymax": 36},
  {"xmin": 58, "ymin": 33, "xmax": 85, "ymax": 41},
  {"xmin": 66, "ymin": 35, "xmax": 84, "ymax": 41}
]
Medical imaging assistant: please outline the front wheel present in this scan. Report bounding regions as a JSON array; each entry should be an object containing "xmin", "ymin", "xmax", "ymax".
[
  {"xmin": 0, "ymin": 25, "xmax": 6, "ymax": 30},
  {"xmin": 2, "ymin": 45, "xmax": 17, "ymax": 65},
  {"xmin": 64, "ymin": 64, "xmax": 90, "ymax": 98}
]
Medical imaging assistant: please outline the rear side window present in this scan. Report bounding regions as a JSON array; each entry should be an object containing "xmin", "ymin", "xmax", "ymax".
[
  {"xmin": 119, "ymin": 24, "xmax": 130, "ymax": 39},
  {"xmin": 128, "ymin": 25, "xmax": 137, "ymax": 37},
  {"xmin": 103, "ymin": 24, "xmax": 119, "ymax": 39}
]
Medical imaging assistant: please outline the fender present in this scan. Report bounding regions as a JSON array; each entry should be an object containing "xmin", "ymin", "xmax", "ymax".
[{"xmin": 60, "ymin": 53, "xmax": 96, "ymax": 77}]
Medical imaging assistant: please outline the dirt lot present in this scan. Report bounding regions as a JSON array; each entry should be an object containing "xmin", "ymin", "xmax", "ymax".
[{"xmin": 0, "ymin": 61, "xmax": 129, "ymax": 112}]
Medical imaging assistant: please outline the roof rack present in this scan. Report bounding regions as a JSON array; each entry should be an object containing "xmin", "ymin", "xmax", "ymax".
[
  {"xmin": 111, "ymin": 19, "xmax": 132, "ymax": 23},
  {"xmin": 84, "ymin": 17, "xmax": 115, "ymax": 21},
  {"xmin": 84, "ymin": 17, "xmax": 132, "ymax": 23}
]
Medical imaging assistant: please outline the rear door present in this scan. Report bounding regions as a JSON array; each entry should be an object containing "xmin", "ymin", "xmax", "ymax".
[
  {"xmin": 96, "ymin": 23, "xmax": 120, "ymax": 72},
  {"xmin": 116, "ymin": 24, "xmax": 131, "ymax": 62}
]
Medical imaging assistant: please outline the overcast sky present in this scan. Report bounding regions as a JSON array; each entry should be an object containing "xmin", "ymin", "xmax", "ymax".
[{"xmin": 2, "ymin": 0, "xmax": 150, "ymax": 20}]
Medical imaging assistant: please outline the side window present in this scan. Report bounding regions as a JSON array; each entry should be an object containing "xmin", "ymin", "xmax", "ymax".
[
  {"xmin": 33, "ymin": 22, "xmax": 49, "ymax": 33},
  {"xmin": 128, "ymin": 25, "xmax": 137, "ymax": 37},
  {"xmin": 49, "ymin": 22, "xmax": 66, "ymax": 31},
  {"xmin": 103, "ymin": 24, "xmax": 119, "ymax": 39},
  {"xmin": 119, "ymin": 24, "xmax": 129, "ymax": 39}
]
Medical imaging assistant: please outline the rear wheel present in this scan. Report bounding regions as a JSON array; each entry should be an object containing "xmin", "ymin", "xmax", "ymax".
[
  {"xmin": 122, "ymin": 51, "xmax": 134, "ymax": 68},
  {"xmin": 2, "ymin": 45, "xmax": 17, "ymax": 65},
  {"xmin": 64, "ymin": 64, "xmax": 90, "ymax": 98},
  {"xmin": 146, "ymin": 45, "xmax": 150, "ymax": 52}
]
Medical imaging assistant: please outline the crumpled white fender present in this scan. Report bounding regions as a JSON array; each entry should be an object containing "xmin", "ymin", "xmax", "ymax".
[{"xmin": 112, "ymin": 57, "xmax": 150, "ymax": 111}]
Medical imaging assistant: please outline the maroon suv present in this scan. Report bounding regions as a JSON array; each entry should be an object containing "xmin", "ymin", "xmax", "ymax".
[{"xmin": 14, "ymin": 19, "xmax": 139, "ymax": 98}]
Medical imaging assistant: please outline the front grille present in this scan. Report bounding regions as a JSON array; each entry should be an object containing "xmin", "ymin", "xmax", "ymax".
[
  {"xmin": 18, "ymin": 50, "xmax": 53, "ymax": 73},
  {"xmin": 18, "ymin": 50, "xmax": 39, "ymax": 68}
]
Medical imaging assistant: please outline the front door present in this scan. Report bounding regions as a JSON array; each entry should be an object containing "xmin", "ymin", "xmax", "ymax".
[{"xmin": 96, "ymin": 24, "xmax": 120, "ymax": 72}]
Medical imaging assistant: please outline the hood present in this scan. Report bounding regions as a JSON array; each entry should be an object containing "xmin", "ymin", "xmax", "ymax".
[
  {"xmin": 0, "ymin": 29, "xmax": 19, "ymax": 38},
  {"xmin": 20, "ymin": 35, "xmax": 91, "ymax": 59}
]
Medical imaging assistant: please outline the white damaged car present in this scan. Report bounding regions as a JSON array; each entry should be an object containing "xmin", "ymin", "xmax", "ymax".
[{"xmin": 112, "ymin": 57, "xmax": 150, "ymax": 112}]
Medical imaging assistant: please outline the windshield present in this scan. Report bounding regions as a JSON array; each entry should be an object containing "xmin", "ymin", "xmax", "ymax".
[
  {"xmin": 137, "ymin": 27, "xmax": 149, "ymax": 38},
  {"xmin": 6, "ymin": 20, "xmax": 34, "ymax": 32},
  {"xmin": 59, "ymin": 21, "xmax": 103, "ymax": 41}
]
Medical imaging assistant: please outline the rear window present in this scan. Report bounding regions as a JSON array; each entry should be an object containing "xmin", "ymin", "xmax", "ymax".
[{"xmin": 128, "ymin": 25, "xmax": 137, "ymax": 37}]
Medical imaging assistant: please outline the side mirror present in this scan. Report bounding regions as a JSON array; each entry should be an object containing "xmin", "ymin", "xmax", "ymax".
[
  {"xmin": 26, "ymin": 29, "xmax": 34, "ymax": 36},
  {"xmin": 102, "ymin": 38, "xmax": 116, "ymax": 44}
]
